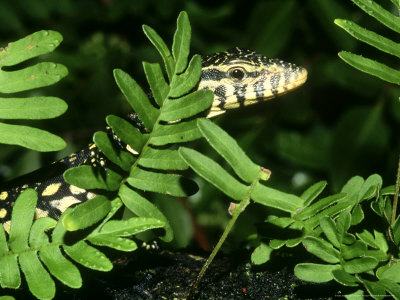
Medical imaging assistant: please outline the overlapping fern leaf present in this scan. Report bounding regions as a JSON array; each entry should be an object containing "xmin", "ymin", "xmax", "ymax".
[
  {"xmin": 0, "ymin": 30, "xmax": 68, "ymax": 151},
  {"xmin": 0, "ymin": 11, "xmax": 214, "ymax": 299},
  {"xmin": 178, "ymin": 118, "xmax": 400, "ymax": 299},
  {"xmin": 62, "ymin": 11, "xmax": 213, "ymax": 242},
  {"xmin": 335, "ymin": 0, "xmax": 400, "ymax": 85}
]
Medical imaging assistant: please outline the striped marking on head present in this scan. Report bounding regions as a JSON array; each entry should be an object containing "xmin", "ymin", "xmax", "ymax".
[{"xmin": 200, "ymin": 47, "xmax": 308, "ymax": 118}]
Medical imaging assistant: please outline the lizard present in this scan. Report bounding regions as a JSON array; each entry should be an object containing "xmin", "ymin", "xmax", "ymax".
[{"xmin": 0, "ymin": 47, "xmax": 307, "ymax": 232}]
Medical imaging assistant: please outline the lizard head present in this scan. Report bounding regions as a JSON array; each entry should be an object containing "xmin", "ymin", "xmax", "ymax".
[{"xmin": 199, "ymin": 47, "xmax": 308, "ymax": 118}]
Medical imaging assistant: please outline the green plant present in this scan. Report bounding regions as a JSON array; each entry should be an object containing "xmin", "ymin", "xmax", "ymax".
[
  {"xmin": 0, "ymin": 11, "xmax": 215, "ymax": 299},
  {"xmin": 0, "ymin": 30, "xmax": 68, "ymax": 151},
  {"xmin": 335, "ymin": 0, "xmax": 400, "ymax": 85},
  {"xmin": 252, "ymin": 0, "xmax": 400, "ymax": 298}
]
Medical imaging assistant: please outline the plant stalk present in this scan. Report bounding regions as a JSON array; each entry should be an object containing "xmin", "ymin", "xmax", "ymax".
[
  {"xmin": 187, "ymin": 168, "xmax": 266, "ymax": 299},
  {"xmin": 186, "ymin": 199, "xmax": 249, "ymax": 300},
  {"xmin": 391, "ymin": 155, "xmax": 400, "ymax": 226}
]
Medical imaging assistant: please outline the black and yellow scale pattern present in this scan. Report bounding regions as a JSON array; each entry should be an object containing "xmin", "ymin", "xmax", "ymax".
[{"xmin": 0, "ymin": 48, "xmax": 307, "ymax": 232}]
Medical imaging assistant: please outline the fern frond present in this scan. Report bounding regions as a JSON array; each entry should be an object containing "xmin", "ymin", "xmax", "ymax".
[
  {"xmin": 0, "ymin": 30, "xmax": 68, "ymax": 151},
  {"xmin": 0, "ymin": 190, "xmax": 164, "ymax": 299},
  {"xmin": 62, "ymin": 12, "xmax": 213, "ymax": 247},
  {"xmin": 335, "ymin": 0, "xmax": 400, "ymax": 85},
  {"xmin": 1, "ymin": 11, "xmax": 213, "ymax": 298}
]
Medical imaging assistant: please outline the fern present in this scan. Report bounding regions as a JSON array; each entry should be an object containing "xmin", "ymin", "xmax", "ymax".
[
  {"xmin": 0, "ymin": 11, "xmax": 214, "ymax": 299},
  {"xmin": 0, "ymin": 30, "xmax": 68, "ymax": 151},
  {"xmin": 335, "ymin": 0, "xmax": 400, "ymax": 85},
  {"xmin": 0, "ymin": 189, "xmax": 164, "ymax": 299},
  {"xmin": 177, "ymin": 116, "xmax": 400, "ymax": 298},
  {"xmin": 62, "ymin": 11, "xmax": 212, "ymax": 241}
]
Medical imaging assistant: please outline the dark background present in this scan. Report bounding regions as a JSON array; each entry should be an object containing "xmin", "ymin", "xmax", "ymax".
[{"xmin": 0, "ymin": 0, "xmax": 399, "ymax": 249}]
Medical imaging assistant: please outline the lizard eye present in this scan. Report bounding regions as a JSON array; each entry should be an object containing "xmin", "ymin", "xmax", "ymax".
[{"xmin": 228, "ymin": 67, "xmax": 246, "ymax": 82}]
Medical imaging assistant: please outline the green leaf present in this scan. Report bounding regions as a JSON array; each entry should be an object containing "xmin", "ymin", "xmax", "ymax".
[
  {"xmin": 392, "ymin": 216, "xmax": 400, "ymax": 245},
  {"xmin": 0, "ymin": 62, "xmax": 68, "ymax": 93},
  {"xmin": 99, "ymin": 198, "xmax": 123, "ymax": 226},
  {"xmin": 0, "ymin": 30, "xmax": 62, "ymax": 66},
  {"xmin": 351, "ymin": 0, "xmax": 400, "ymax": 34},
  {"xmin": 64, "ymin": 241, "xmax": 113, "ymax": 271},
  {"xmin": 39, "ymin": 245, "xmax": 82, "ymax": 288},
  {"xmin": 64, "ymin": 165, "xmax": 122, "ymax": 191},
  {"xmin": 119, "ymin": 184, "xmax": 173, "ymax": 242},
  {"xmin": 343, "ymin": 233, "xmax": 356, "ymax": 245},
  {"xmin": 169, "ymin": 54, "xmax": 202, "ymax": 98},
  {"xmin": 0, "ymin": 254, "xmax": 20, "ymax": 288},
  {"xmin": 93, "ymin": 132, "xmax": 122, "ymax": 168},
  {"xmin": 179, "ymin": 147, "xmax": 249, "ymax": 200},
  {"xmin": 19, "ymin": 251, "xmax": 55, "ymax": 299},
  {"xmin": 0, "ymin": 296, "xmax": 15, "ymax": 300},
  {"xmin": 374, "ymin": 230, "xmax": 388, "ymax": 253},
  {"xmin": 62, "ymin": 195, "xmax": 111, "ymax": 231},
  {"xmin": 389, "ymin": 0, "xmax": 400, "ymax": 8},
  {"xmin": 142, "ymin": 25, "xmax": 175, "ymax": 81},
  {"xmin": 320, "ymin": 216, "xmax": 340, "ymax": 248},
  {"xmin": 139, "ymin": 147, "xmax": 188, "ymax": 170},
  {"xmin": 0, "ymin": 122, "xmax": 66, "ymax": 151},
  {"xmin": 351, "ymin": 205, "xmax": 364, "ymax": 225},
  {"xmin": 296, "ymin": 193, "xmax": 347, "ymax": 220},
  {"xmin": 304, "ymin": 198, "xmax": 354, "ymax": 229},
  {"xmin": 251, "ymin": 183, "xmax": 303, "ymax": 213},
  {"xmin": 365, "ymin": 250, "xmax": 388, "ymax": 262},
  {"xmin": 88, "ymin": 234, "xmax": 138, "ymax": 252},
  {"xmin": 160, "ymin": 90, "xmax": 214, "ymax": 122},
  {"xmin": 381, "ymin": 185, "xmax": 395, "ymax": 196},
  {"xmin": 266, "ymin": 217, "xmax": 294, "ymax": 228},
  {"xmin": 337, "ymin": 210, "xmax": 351, "ymax": 236},
  {"xmin": 197, "ymin": 118, "xmax": 261, "ymax": 183},
  {"xmin": 342, "ymin": 241, "xmax": 367, "ymax": 260},
  {"xmin": 128, "ymin": 167, "xmax": 198, "ymax": 197},
  {"xmin": 150, "ymin": 119, "xmax": 201, "ymax": 145},
  {"xmin": 357, "ymin": 230, "xmax": 378, "ymax": 248},
  {"xmin": 154, "ymin": 197, "xmax": 192, "ymax": 248},
  {"xmin": 113, "ymin": 68, "xmax": 159, "ymax": 130},
  {"xmin": 332, "ymin": 269, "xmax": 359, "ymax": 286},
  {"xmin": 294, "ymin": 263, "xmax": 340, "ymax": 283},
  {"xmin": 344, "ymin": 289, "xmax": 365, "ymax": 300},
  {"xmin": 0, "ymin": 97, "xmax": 67, "ymax": 119},
  {"xmin": 343, "ymin": 257, "xmax": 378, "ymax": 273},
  {"xmin": 98, "ymin": 217, "xmax": 165, "ymax": 237},
  {"xmin": 335, "ymin": 19, "xmax": 400, "ymax": 58},
  {"xmin": 341, "ymin": 176, "xmax": 364, "ymax": 201},
  {"xmin": 338, "ymin": 51, "xmax": 400, "ymax": 85},
  {"xmin": 251, "ymin": 242, "xmax": 273, "ymax": 265},
  {"xmin": 172, "ymin": 11, "xmax": 191, "ymax": 74},
  {"xmin": 0, "ymin": 225, "xmax": 8, "ymax": 255},
  {"xmin": 380, "ymin": 263, "xmax": 400, "ymax": 282},
  {"xmin": 302, "ymin": 236, "xmax": 340, "ymax": 263},
  {"xmin": 143, "ymin": 62, "xmax": 169, "ymax": 106},
  {"xmin": 301, "ymin": 181, "xmax": 327, "ymax": 207},
  {"xmin": 360, "ymin": 278, "xmax": 386, "ymax": 300},
  {"xmin": 106, "ymin": 114, "xmax": 145, "ymax": 153},
  {"xmin": 360, "ymin": 174, "xmax": 382, "ymax": 200},
  {"xmin": 379, "ymin": 279, "xmax": 400, "ymax": 299},
  {"xmin": 93, "ymin": 131, "xmax": 134, "ymax": 171},
  {"xmin": 29, "ymin": 217, "xmax": 56, "ymax": 247},
  {"xmin": 269, "ymin": 239, "xmax": 286, "ymax": 250},
  {"xmin": 8, "ymin": 189, "xmax": 37, "ymax": 252}
]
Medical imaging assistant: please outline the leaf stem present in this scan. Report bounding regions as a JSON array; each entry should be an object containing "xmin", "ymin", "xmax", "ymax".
[
  {"xmin": 391, "ymin": 155, "xmax": 400, "ymax": 225},
  {"xmin": 187, "ymin": 168, "xmax": 265, "ymax": 299}
]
